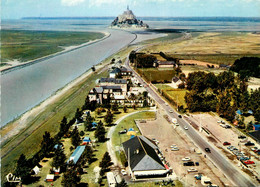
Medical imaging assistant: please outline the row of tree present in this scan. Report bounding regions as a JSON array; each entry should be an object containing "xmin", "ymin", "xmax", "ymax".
[{"xmin": 184, "ymin": 71, "xmax": 260, "ymax": 122}]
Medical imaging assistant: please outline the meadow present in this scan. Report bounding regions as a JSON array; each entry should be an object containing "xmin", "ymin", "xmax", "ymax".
[
  {"xmin": 137, "ymin": 68, "xmax": 176, "ymax": 83},
  {"xmin": 142, "ymin": 32, "xmax": 260, "ymax": 65},
  {"xmin": 1, "ymin": 30, "xmax": 104, "ymax": 63}
]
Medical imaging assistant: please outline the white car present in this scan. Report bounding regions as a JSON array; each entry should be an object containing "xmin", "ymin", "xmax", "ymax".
[
  {"xmin": 165, "ymin": 103, "xmax": 169, "ymax": 106},
  {"xmin": 121, "ymin": 169, "xmax": 127, "ymax": 176},
  {"xmin": 170, "ymin": 144, "xmax": 177, "ymax": 148},
  {"xmin": 169, "ymin": 110, "xmax": 173, "ymax": 113},
  {"xmin": 182, "ymin": 157, "xmax": 191, "ymax": 161},
  {"xmin": 187, "ymin": 168, "xmax": 198, "ymax": 172},
  {"xmin": 171, "ymin": 147, "xmax": 179, "ymax": 151},
  {"xmin": 184, "ymin": 126, "xmax": 188, "ymax": 130}
]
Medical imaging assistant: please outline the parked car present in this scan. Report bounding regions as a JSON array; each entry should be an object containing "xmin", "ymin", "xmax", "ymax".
[
  {"xmin": 184, "ymin": 126, "xmax": 188, "ymax": 130},
  {"xmin": 245, "ymin": 141, "xmax": 255, "ymax": 146},
  {"xmin": 239, "ymin": 157, "xmax": 250, "ymax": 161},
  {"xmin": 182, "ymin": 157, "xmax": 191, "ymax": 161},
  {"xmin": 194, "ymin": 173, "xmax": 202, "ymax": 180},
  {"xmin": 205, "ymin": 148, "xmax": 211, "ymax": 153},
  {"xmin": 183, "ymin": 162, "xmax": 195, "ymax": 166},
  {"xmin": 171, "ymin": 147, "xmax": 179, "ymax": 151},
  {"xmin": 187, "ymin": 168, "xmax": 198, "ymax": 172},
  {"xmin": 178, "ymin": 115, "xmax": 182, "ymax": 118},
  {"xmin": 227, "ymin": 145, "xmax": 234, "ymax": 150},
  {"xmin": 170, "ymin": 144, "xmax": 177, "ymax": 148},
  {"xmin": 169, "ymin": 110, "xmax": 174, "ymax": 113},
  {"xmin": 223, "ymin": 142, "xmax": 231, "ymax": 146},
  {"xmin": 238, "ymin": 135, "xmax": 246, "ymax": 139},
  {"xmin": 244, "ymin": 160, "xmax": 255, "ymax": 164},
  {"xmin": 121, "ymin": 169, "xmax": 127, "ymax": 176},
  {"xmin": 119, "ymin": 129, "xmax": 127, "ymax": 134},
  {"xmin": 195, "ymin": 162, "xmax": 200, "ymax": 166},
  {"xmin": 225, "ymin": 125, "xmax": 231, "ymax": 129}
]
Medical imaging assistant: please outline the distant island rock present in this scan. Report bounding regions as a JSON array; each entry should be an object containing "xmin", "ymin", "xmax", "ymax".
[{"xmin": 111, "ymin": 6, "xmax": 149, "ymax": 29}]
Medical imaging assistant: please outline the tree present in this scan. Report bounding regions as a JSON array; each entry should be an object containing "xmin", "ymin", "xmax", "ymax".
[
  {"xmin": 116, "ymin": 179, "xmax": 127, "ymax": 187},
  {"xmin": 123, "ymin": 105, "xmax": 127, "ymax": 113},
  {"xmin": 52, "ymin": 146, "xmax": 66, "ymax": 171},
  {"xmin": 112, "ymin": 102, "xmax": 119, "ymax": 112},
  {"xmin": 84, "ymin": 112, "xmax": 93, "ymax": 131},
  {"xmin": 41, "ymin": 131, "xmax": 54, "ymax": 157},
  {"xmin": 143, "ymin": 91, "xmax": 148, "ymax": 98},
  {"xmin": 104, "ymin": 110, "xmax": 113, "ymax": 126},
  {"xmin": 61, "ymin": 167, "xmax": 81, "ymax": 187},
  {"xmin": 59, "ymin": 116, "xmax": 68, "ymax": 137},
  {"xmin": 75, "ymin": 108, "xmax": 82, "ymax": 122},
  {"xmin": 95, "ymin": 121, "xmax": 106, "ymax": 142},
  {"xmin": 143, "ymin": 99, "xmax": 148, "ymax": 107},
  {"xmin": 14, "ymin": 154, "xmax": 31, "ymax": 183},
  {"xmin": 91, "ymin": 65, "xmax": 96, "ymax": 72},
  {"xmin": 71, "ymin": 127, "xmax": 81, "ymax": 148},
  {"xmin": 99, "ymin": 152, "xmax": 112, "ymax": 170}
]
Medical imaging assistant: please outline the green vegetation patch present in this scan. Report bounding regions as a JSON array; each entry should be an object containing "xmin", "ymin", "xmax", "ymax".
[
  {"xmin": 112, "ymin": 111, "xmax": 156, "ymax": 148},
  {"xmin": 155, "ymin": 84, "xmax": 187, "ymax": 108},
  {"xmin": 1, "ymin": 30, "xmax": 104, "ymax": 62},
  {"xmin": 137, "ymin": 68, "xmax": 176, "ymax": 83},
  {"xmin": 168, "ymin": 54, "xmax": 260, "ymax": 65}
]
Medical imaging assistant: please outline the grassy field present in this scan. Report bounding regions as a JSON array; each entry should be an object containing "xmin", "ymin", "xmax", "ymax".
[
  {"xmin": 155, "ymin": 84, "xmax": 187, "ymax": 108},
  {"xmin": 112, "ymin": 111, "xmax": 156, "ymax": 149},
  {"xmin": 1, "ymin": 30, "xmax": 105, "ymax": 62},
  {"xmin": 137, "ymin": 68, "xmax": 176, "ymax": 83},
  {"xmin": 142, "ymin": 32, "xmax": 260, "ymax": 65}
]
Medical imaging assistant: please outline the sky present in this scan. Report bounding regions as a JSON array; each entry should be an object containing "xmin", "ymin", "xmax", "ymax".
[{"xmin": 2, "ymin": 0, "xmax": 260, "ymax": 19}]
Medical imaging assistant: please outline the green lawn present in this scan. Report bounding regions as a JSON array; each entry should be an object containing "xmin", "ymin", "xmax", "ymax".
[
  {"xmin": 137, "ymin": 68, "xmax": 176, "ymax": 83},
  {"xmin": 155, "ymin": 84, "xmax": 187, "ymax": 108},
  {"xmin": 1, "ymin": 30, "xmax": 104, "ymax": 62},
  {"xmin": 112, "ymin": 111, "xmax": 156, "ymax": 165}
]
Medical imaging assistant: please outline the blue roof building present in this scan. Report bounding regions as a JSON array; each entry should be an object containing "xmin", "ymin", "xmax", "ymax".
[
  {"xmin": 128, "ymin": 128, "xmax": 134, "ymax": 131},
  {"xmin": 253, "ymin": 124, "xmax": 260, "ymax": 131},
  {"xmin": 236, "ymin": 110, "xmax": 242, "ymax": 115},
  {"xmin": 92, "ymin": 122, "xmax": 97, "ymax": 127},
  {"xmin": 83, "ymin": 137, "xmax": 91, "ymax": 143},
  {"xmin": 67, "ymin": 146, "xmax": 86, "ymax": 164}
]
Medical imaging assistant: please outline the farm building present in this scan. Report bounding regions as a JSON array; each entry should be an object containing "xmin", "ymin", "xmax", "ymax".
[
  {"xmin": 122, "ymin": 136, "xmax": 169, "ymax": 179},
  {"xmin": 46, "ymin": 174, "xmax": 54, "ymax": 182},
  {"xmin": 67, "ymin": 145, "xmax": 86, "ymax": 164}
]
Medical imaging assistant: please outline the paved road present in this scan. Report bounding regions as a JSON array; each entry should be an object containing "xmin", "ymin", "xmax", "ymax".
[{"xmin": 125, "ymin": 58, "xmax": 256, "ymax": 187}]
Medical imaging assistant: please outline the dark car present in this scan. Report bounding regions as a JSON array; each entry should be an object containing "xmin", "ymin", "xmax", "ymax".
[
  {"xmin": 238, "ymin": 135, "xmax": 246, "ymax": 139},
  {"xmin": 183, "ymin": 161, "xmax": 195, "ymax": 166},
  {"xmin": 225, "ymin": 125, "xmax": 232, "ymax": 129},
  {"xmin": 178, "ymin": 115, "xmax": 182, "ymax": 118},
  {"xmin": 195, "ymin": 162, "xmax": 199, "ymax": 166},
  {"xmin": 223, "ymin": 141, "xmax": 231, "ymax": 146},
  {"xmin": 119, "ymin": 129, "xmax": 127, "ymax": 134},
  {"xmin": 205, "ymin": 148, "xmax": 211, "ymax": 153},
  {"xmin": 245, "ymin": 141, "xmax": 255, "ymax": 146}
]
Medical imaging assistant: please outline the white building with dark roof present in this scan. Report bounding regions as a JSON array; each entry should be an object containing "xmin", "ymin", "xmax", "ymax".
[{"xmin": 122, "ymin": 136, "xmax": 169, "ymax": 179}]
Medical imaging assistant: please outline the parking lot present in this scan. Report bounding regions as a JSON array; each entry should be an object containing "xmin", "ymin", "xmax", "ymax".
[
  {"xmin": 136, "ymin": 107, "xmax": 232, "ymax": 187},
  {"xmin": 188, "ymin": 113, "xmax": 260, "ymax": 183}
]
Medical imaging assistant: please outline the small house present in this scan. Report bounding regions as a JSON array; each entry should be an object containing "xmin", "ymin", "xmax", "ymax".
[
  {"xmin": 92, "ymin": 122, "xmax": 97, "ymax": 129},
  {"xmin": 32, "ymin": 166, "xmax": 40, "ymax": 175},
  {"xmin": 171, "ymin": 76, "xmax": 183, "ymax": 88},
  {"xmin": 83, "ymin": 137, "xmax": 91, "ymax": 145},
  {"xmin": 53, "ymin": 167, "xmax": 60, "ymax": 175},
  {"xmin": 46, "ymin": 174, "xmax": 54, "ymax": 182}
]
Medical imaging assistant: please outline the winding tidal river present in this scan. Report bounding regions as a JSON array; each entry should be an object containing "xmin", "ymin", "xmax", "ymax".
[{"xmin": 1, "ymin": 29, "xmax": 136, "ymax": 126}]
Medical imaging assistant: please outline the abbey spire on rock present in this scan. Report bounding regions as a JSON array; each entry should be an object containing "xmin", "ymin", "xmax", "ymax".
[{"xmin": 111, "ymin": 6, "xmax": 149, "ymax": 29}]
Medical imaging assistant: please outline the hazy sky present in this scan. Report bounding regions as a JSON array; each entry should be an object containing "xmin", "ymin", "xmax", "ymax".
[{"xmin": 2, "ymin": 0, "xmax": 260, "ymax": 19}]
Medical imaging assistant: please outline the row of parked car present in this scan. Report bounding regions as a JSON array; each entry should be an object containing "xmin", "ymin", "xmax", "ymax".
[{"xmin": 226, "ymin": 145, "xmax": 255, "ymax": 165}]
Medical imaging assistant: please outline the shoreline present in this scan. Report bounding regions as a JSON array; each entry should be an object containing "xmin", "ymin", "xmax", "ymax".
[{"xmin": 0, "ymin": 31, "xmax": 111, "ymax": 73}]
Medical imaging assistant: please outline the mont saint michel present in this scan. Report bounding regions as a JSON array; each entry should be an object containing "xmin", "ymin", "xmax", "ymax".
[{"xmin": 111, "ymin": 6, "xmax": 149, "ymax": 29}]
